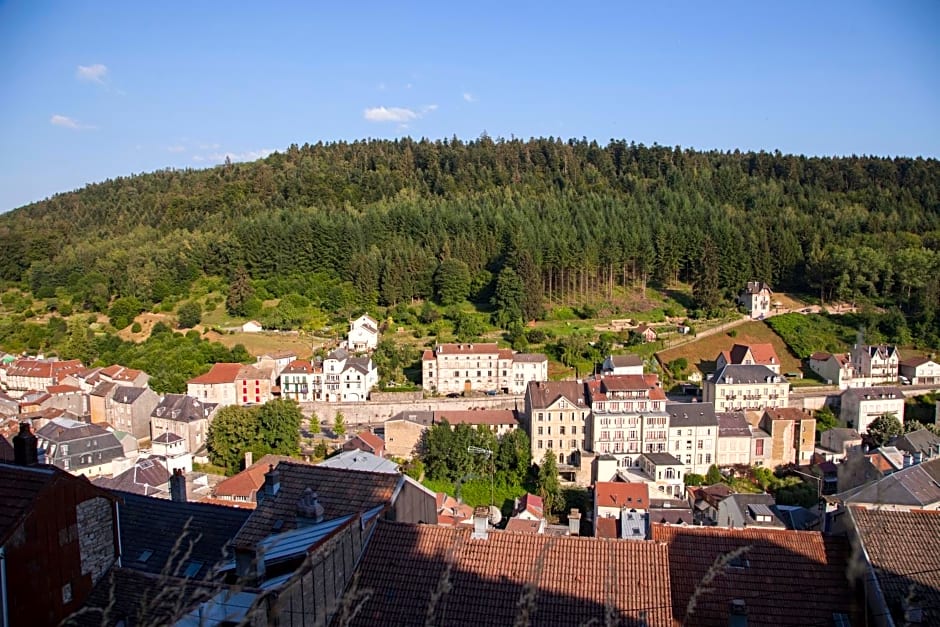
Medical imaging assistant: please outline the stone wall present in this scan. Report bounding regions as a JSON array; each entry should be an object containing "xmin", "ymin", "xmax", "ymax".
[
  {"xmin": 368, "ymin": 390, "xmax": 424, "ymax": 403},
  {"xmin": 77, "ymin": 496, "xmax": 115, "ymax": 586}
]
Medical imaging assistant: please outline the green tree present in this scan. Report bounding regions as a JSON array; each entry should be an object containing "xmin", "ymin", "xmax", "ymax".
[
  {"xmin": 309, "ymin": 411, "xmax": 321, "ymax": 435},
  {"xmin": 684, "ymin": 473, "xmax": 705, "ymax": 486},
  {"xmin": 491, "ymin": 266, "xmax": 525, "ymax": 327},
  {"xmin": 207, "ymin": 405, "xmax": 257, "ymax": 474},
  {"xmin": 537, "ymin": 449, "xmax": 562, "ymax": 515},
  {"xmin": 177, "ymin": 301, "xmax": 202, "ymax": 329},
  {"xmin": 434, "ymin": 258, "xmax": 471, "ymax": 306},
  {"xmin": 692, "ymin": 236, "xmax": 721, "ymax": 313},
  {"xmin": 705, "ymin": 464, "xmax": 722, "ymax": 485},
  {"xmin": 333, "ymin": 410, "xmax": 347, "ymax": 438},
  {"xmin": 226, "ymin": 267, "xmax": 255, "ymax": 316},
  {"xmin": 865, "ymin": 413, "xmax": 903, "ymax": 447},
  {"xmin": 815, "ymin": 406, "xmax": 839, "ymax": 435},
  {"xmin": 256, "ymin": 398, "xmax": 302, "ymax": 456},
  {"xmin": 453, "ymin": 311, "xmax": 485, "ymax": 341},
  {"xmin": 496, "ymin": 429, "xmax": 531, "ymax": 484},
  {"xmin": 108, "ymin": 296, "xmax": 144, "ymax": 329},
  {"xmin": 62, "ymin": 317, "xmax": 95, "ymax": 364}
]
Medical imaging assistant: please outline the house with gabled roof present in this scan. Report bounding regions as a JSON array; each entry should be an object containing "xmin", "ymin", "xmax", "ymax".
[
  {"xmin": 93, "ymin": 457, "xmax": 172, "ymax": 497},
  {"xmin": 523, "ymin": 380, "xmax": 589, "ymax": 481},
  {"xmin": 899, "ymin": 356, "xmax": 940, "ymax": 385},
  {"xmin": 808, "ymin": 351, "xmax": 857, "ymax": 388},
  {"xmin": 150, "ymin": 394, "xmax": 218, "ymax": 455},
  {"xmin": 716, "ymin": 411, "xmax": 752, "ymax": 467},
  {"xmin": 758, "ymin": 407, "xmax": 816, "ymax": 467},
  {"xmin": 342, "ymin": 430, "xmax": 385, "ymax": 457},
  {"xmin": 318, "ymin": 348, "xmax": 378, "ymax": 402},
  {"xmin": 841, "ymin": 385, "xmax": 905, "ymax": 435},
  {"xmin": 36, "ymin": 417, "xmax": 125, "ymax": 477},
  {"xmin": 715, "ymin": 343, "xmax": 781, "ymax": 374},
  {"xmin": 3, "ymin": 357, "xmax": 83, "ymax": 397},
  {"xmin": 717, "ymin": 493, "xmax": 786, "ymax": 529},
  {"xmin": 739, "ymin": 280, "xmax": 772, "ymax": 319},
  {"xmin": 254, "ymin": 350, "xmax": 297, "ymax": 378},
  {"xmin": 601, "ymin": 353, "xmax": 644, "ymax": 376},
  {"xmin": 836, "ymin": 457, "xmax": 940, "ymax": 510},
  {"xmin": 186, "ymin": 362, "xmax": 242, "ymax": 406},
  {"xmin": 889, "ymin": 428, "xmax": 940, "ymax": 461},
  {"xmin": 104, "ymin": 385, "xmax": 160, "ymax": 444},
  {"xmin": 634, "ymin": 323, "xmax": 658, "ymax": 343},
  {"xmin": 98, "ymin": 364, "xmax": 149, "ymax": 388},
  {"xmin": 209, "ymin": 453, "xmax": 302, "ymax": 508},
  {"xmin": 278, "ymin": 358, "xmax": 317, "ymax": 402},
  {"xmin": 851, "ymin": 342, "xmax": 901, "ymax": 382},
  {"xmin": 347, "ymin": 314, "xmax": 380, "ymax": 352}
]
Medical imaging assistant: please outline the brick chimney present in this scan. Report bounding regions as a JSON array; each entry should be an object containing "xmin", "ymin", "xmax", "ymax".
[
  {"xmin": 13, "ymin": 422, "xmax": 38, "ymax": 466},
  {"xmin": 169, "ymin": 468, "xmax": 187, "ymax": 502},
  {"xmin": 568, "ymin": 508, "xmax": 582, "ymax": 536},
  {"xmin": 257, "ymin": 464, "xmax": 280, "ymax": 505}
]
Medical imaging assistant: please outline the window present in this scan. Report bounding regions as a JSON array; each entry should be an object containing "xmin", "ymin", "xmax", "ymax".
[
  {"xmin": 537, "ymin": 427, "xmax": 543, "ymax": 435},
  {"xmin": 697, "ymin": 440, "xmax": 703, "ymax": 449},
  {"xmin": 755, "ymin": 439, "xmax": 764, "ymax": 455},
  {"xmin": 571, "ymin": 426, "xmax": 577, "ymax": 435},
  {"xmin": 705, "ymin": 454, "xmax": 712, "ymax": 464},
  {"xmin": 537, "ymin": 440, "xmax": 543, "ymax": 449},
  {"xmin": 538, "ymin": 413, "xmax": 544, "ymax": 421},
  {"xmin": 560, "ymin": 426, "xmax": 566, "ymax": 435}
]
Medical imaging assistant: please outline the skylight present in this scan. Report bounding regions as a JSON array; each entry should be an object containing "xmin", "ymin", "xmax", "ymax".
[
  {"xmin": 137, "ymin": 549, "xmax": 153, "ymax": 563},
  {"xmin": 183, "ymin": 561, "xmax": 203, "ymax": 578}
]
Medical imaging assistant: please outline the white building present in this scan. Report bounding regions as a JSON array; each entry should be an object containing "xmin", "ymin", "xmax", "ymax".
[
  {"xmin": 601, "ymin": 354, "xmax": 644, "ymax": 376},
  {"xmin": 851, "ymin": 344, "xmax": 901, "ymax": 382},
  {"xmin": 703, "ymin": 365, "xmax": 788, "ymax": 413},
  {"xmin": 319, "ymin": 348, "xmax": 378, "ymax": 402},
  {"xmin": 899, "ymin": 357, "xmax": 940, "ymax": 385},
  {"xmin": 841, "ymin": 386, "xmax": 905, "ymax": 435},
  {"xmin": 739, "ymin": 281, "xmax": 772, "ymax": 319},
  {"xmin": 421, "ymin": 343, "xmax": 547, "ymax": 395},
  {"xmin": 586, "ymin": 374, "xmax": 668, "ymax": 469},
  {"xmin": 347, "ymin": 314, "xmax": 380, "ymax": 352},
  {"xmin": 524, "ymin": 381, "xmax": 589, "ymax": 480},
  {"xmin": 664, "ymin": 402, "xmax": 718, "ymax": 476},
  {"xmin": 716, "ymin": 411, "xmax": 752, "ymax": 467}
]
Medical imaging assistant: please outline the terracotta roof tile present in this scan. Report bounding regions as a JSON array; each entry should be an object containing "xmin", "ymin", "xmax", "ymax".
[
  {"xmin": 504, "ymin": 518, "xmax": 541, "ymax": 534},
  {"xmin": 596, "ymin": 482, "xmax": 650, "ymax": 508},
  {"xmin": 652, "ymin": 525, "xmax": 860, "ymax": 626},
  {"xmin": 850, "ymin": 507, "xmax": 940, "ymax": 624},
  {"xmin": 348, "ymin": 521, "xmax": 676, "ymax": 627},
  {"xmin": 212, "ymin": 454, "xmax": 300, "ymax": 502},
  {"xmin": 233, "ymin": 462, "xmax": 402, "ymax": 548},
  {"xmin": 433, "ymin": 409, "xmax": 519, "ymax": 427},
  {"xmin": 352, "ymin": 430, "xmax": 384, "ymax": 452},
  {"xmin": 187, "ymin": 362, "xmax": 243, "ymax": 385},
  {"xmin": 595, "ymin": 517, "xmax": 619, "ymax": 539}
]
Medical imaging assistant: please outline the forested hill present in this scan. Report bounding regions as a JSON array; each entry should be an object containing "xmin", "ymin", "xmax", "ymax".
[{"xmin": 1, "ymin": 137, "xmax": 938, "ymax": 333}]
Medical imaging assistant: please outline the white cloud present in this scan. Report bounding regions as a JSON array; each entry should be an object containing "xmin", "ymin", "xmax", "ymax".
[
  {"xmin": 463, "ymin": 92, "xmax": 477, "ymax": 103},
  {"xmin": 167, "ymin": 145, "xmax": 186, "ymax": 153},
  {"xmin": 193, "ymin": 148, "xmax": 274, "ymax": 163},
  {"xmin": 50, "ymin": 114, "xmax": 94, "ymax": 130},
  {"xmin": 364, "ymin": 106, "xmax": 418, "ymax": 123},
  {"xmin": 364, "ymin": 104, "xmax": 438, "ymax": 123},
  {"xmin": 76, "ymin": 64, "xmax": 108, "ymax": 84}
]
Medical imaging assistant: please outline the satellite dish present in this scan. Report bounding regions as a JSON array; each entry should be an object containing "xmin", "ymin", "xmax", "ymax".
[{"xmin": 488, "ymin": 505, "xmax": 502, "ymax": 526}]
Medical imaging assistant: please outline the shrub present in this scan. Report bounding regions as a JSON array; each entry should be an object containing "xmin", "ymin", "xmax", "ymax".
[{"xmin": 131, "ymin": 322, "xmax": 142, "ymax": 333}]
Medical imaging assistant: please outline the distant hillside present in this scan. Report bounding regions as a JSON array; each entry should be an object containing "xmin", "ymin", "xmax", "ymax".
[{"xmin": 1, "ymin": 137, "xmax": 938, "ymax": 341}]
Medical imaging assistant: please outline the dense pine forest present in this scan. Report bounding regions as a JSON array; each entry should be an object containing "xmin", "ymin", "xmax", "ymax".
[{"xmin": 1, "ymin": 137, "xmax": 938, "ymax": 342}]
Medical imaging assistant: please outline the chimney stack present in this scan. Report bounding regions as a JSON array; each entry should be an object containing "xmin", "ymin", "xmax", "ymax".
[
  {"xmin": 169, "ymin": 468, "xmax": 187, "ymax": 502},
  {"xmin": 245, "ymin": 451, "xmax": 253, "ymax": 468},
  {"xmin": 13, "ymin": 422, "xmax": 38, "ymax": 466},
  {"xmin": 728, "ymin": 599, "xmax": 748, "ymax": 627},
  {"xmin": 257, "ymin": 464, "xmax": 280, "ymax": 505},
  {"xmin": 568, "ymin": 508, "xmax": 582, "ymax": 536},
  {"xmin": 471, "ymin": 506, "xmax": 489, "ymax": 540}
]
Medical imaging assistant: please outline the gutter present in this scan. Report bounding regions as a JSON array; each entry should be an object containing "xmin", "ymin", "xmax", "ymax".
[{"xmin": 1, "ymin": 545, "xmax": 8, "ymax": 627}]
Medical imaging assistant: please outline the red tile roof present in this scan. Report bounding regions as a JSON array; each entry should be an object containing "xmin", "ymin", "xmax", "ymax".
[
  {"xmin": 433, "ymin": 343, "xmax": 501, "ymax": 355},
  {"xmin": 351, "ymin": 430, "xmax": 384, "ymax": 453},
  {"xmin": 652, "ymin": 525, "xmax": 860, "ymax": 626},
  {"xmin": 596, "ymin": 482, "xmax": 650, "ymax": 508},
  {"xmin": 850, "ymin": 507, "xmax": 940, "ymax": 625},
  {"xmin": 45, "ymin": 384, "xmax": 81, "ymax": 394},
  {"xmin": 187, "ymin": 362, "xmax": 243, "ymax": 385},
  {"xmin": 99, "ymin": 364, "xmax": 144, "ymax": 381},
  {"xmin": 587, "ymin": 374, "xmax": 667, "ymax": 402},
  {"xmin": 348, "ymin": 520, "xmax": 675, "ymax": 626},
  {"xmin": 595, "ymin": 517, "xmax": 619, "ymax": 539},
  {"xmin": 504, "ymin": 518, "xmax": 541, "ymax": 534},
  {"xmin": 433, "ymin": 409, "xmax": 518, "ymax": 427},
  {"xmin": 212, "ymin": 454, "xmax": 299, "ymax": 502}
]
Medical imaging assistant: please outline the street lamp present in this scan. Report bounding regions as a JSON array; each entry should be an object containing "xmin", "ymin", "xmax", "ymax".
[{"xmin": 468, "ymin": 446, "xmax": 494, "ymax": 506}]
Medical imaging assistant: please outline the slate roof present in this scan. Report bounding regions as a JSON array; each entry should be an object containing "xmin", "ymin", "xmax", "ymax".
[
  {"xmin": 665, "ymin": 402, "xmax": 717, "ymax": 427},
  {"xmin": 90, "ymin": 381, "xmax": 117, "ymax": 398},
  {"xmin": 525, "ymin": 380, "xmax": 587, "ymax": 409},
  {"xmin": 232, "ymin": 462, "xmax": 403, "ymax": 549},
  {"xmin": 742, "ymin": 281, "xmax": 772, "ymax": 294},
  {"xmin": 596, "ymin": 482, "xmax": 649, "ymax": 509},
  {"xmin": 93, "ymin": 458, "xmax": 170, "ymax": 496},
  {"xmin": 115, "ymin": 491, "xmax": 252, "ymax": 580},
  {"xmin": 387, "ymin": 410, "xmax": 434, "ymax": 426},
  {"xmin": 762, "ymin": 407, "xmax": 813, "ymax": 422},
  {"xmin": 587, "ymin": 374, "xmax": 667, "ymax": 401},
  {"xmin": 151, "ymin": 394, "xmax": 217, "ymax": 423},
  {"xmin": 899, "ymin": 356, "xmax": 930, "ymax": 368},
  {"xmin": 840, "ymin": 457, "xmax": 940, "ymax": 507},
  {"xmin": 608, "ymin": 354, "xmax": 643, "ymax": 368},
  {"xmin": 36, "ymin": 417, "xmax": 111, "ymax": 442},
  {"xmin": 642, "ymin": 452, "xmax": 683, "ymax": 466},
  {"xmin": 513, "ymin": 352, "xmax": 547, "ymax": 363},
  {"xmin": 720, "ymin": 493, "xmax": 786, "ymax": 529},
  {"xmin": 652, "ymin": 525, "xmax": 859, "ymax": 627},
  {"xmin": 0, "ymin": 462, "xmax": 58, "ymax": 544},
  {"xmin": 842, "ymin": 386, "xmax": 904, "ymax": 403},
  {"xmin": 710, "ymin": 364, "xmax": 784, "ymax": 385},
  {"xmin": 888, "ymin": 429, "xmax": 940, "ymax": 458},
  {"xmin": 318, "ymin": 450, "xmax": 399, "ymax": 474},
  {"xmin": 850, "ymin": 507, "xmax": 940, "ymax": 626},
  {"xmin": 717, "ymin": 411, "xmax": 751, "ymax": 437},
  {"xmin": 112, "ymin": 386, "xmax": 147, "ymax": 404},
  {"xmin": 347, "ymin": 520, "xmax": 675, "ymax": 627}
]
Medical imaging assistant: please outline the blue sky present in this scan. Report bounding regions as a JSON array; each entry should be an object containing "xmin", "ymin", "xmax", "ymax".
[{"xmin": 1, "ymin": 1, "xmax": 938, "ymax": 212}]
